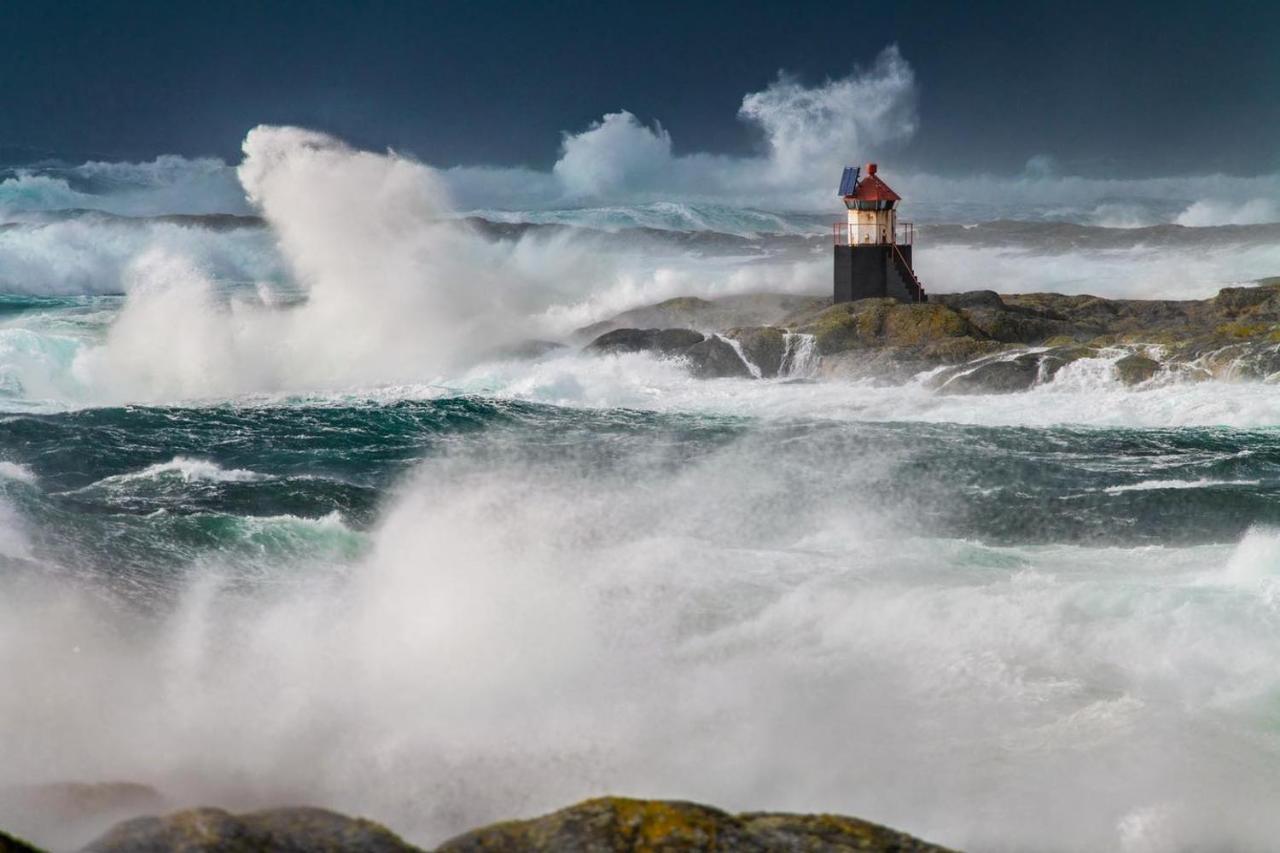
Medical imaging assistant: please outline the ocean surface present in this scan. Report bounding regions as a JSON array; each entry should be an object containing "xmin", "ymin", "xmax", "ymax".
[{"xmin": 3, "ymin": 135, "xmax": 1280, "ymax": 853}]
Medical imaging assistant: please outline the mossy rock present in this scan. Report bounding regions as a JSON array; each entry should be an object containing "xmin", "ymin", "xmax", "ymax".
[
  {"xmin": 920, "ymin": 338, "xmax": 1006, "ymax": 364},
  {"xmin": 436, "ymin": 796, "xmax": 959, "ymax": 852},
  {"xmin": 801, "ymin": 302, "xmax": 874, "ymax": 354},
  {"xmin": 957, "ymin": 308, "xmax": 1067, "ymax": 344},
  {"xmin": 652, "ymin": 296, "xmax": 715, "ymax": 313},
  {"xmin": 1214, "ymin": 283, "xmax": 1280, "ymax": 315},
  {"xmin": 881, "ymin": 304, "xmax": 979, "ymax": 346},
  {"xmin": 1213, "ymin": 322, "xmax": 1274, "ymax": 340},
  {"xmin": 802, "ymin": 300, "xmax": 980, "ymax": 355}
]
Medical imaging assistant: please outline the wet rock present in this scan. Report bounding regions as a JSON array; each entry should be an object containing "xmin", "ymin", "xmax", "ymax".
[
  {"xmin": 584, "ymin": 328, "xmax": 704, "ymax": 356},
  {"xmin": 584, "ymin": 328, "xmax": 660, "ymax": 355},
  {"xmin": 683, "ymin": 336, "xmax": 753, "ymax": 379},
  {"xmin": 725, "ymin": 326, "xmax": 787, "ymax": 377},
  {"xmin": 938, "ymin": 354, "xmax": 1042, "ymax": 394},
  {"xmin": 436, "ymin": 797, "xmax": 958, "ymax": 853},
  {"xmin": 652, "ymin": 328, "xmax": 706, "ymax": 353},
  {"xmin": 0, "ymin": 830, "xmax": 42, "ymax": 853},
  {"xmin": 1036, "ymin": 345, "xmax": 1099, "ymax": 379},
  {"xmin": 957, "ymin": 308, "xmax": 1074, "ymax": 345},
  {"xmin": 574, "ymin": 293, "xmax": 826, "ymax": 343},
  {"xmin": 1114, "ymin": 353, "xmax": 1161, "ymax": 385},
  {"xmin": 81, "ymin": 807, "xmax": 416, "ymax": 853},
  {"xmin": 933, "ymin": 289, "xmax": 1006, "ymax": 311}
]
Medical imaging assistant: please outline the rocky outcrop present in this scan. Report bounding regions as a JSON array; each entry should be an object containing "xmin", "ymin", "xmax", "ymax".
[
  {"xmin": 936, "ymin": 354, "xmax": 1043, "ymax": 395},
  {"xmin": 575, "ymin": 278, "xmax": 1280, "ymax": 389},
  {"xmin": 585, "ymin": 328, "xmax": 706, "ymax": 356},
  {"xmin": 573, "ymin": 293, "xmax": 827, "ymax": 343},
  {"xmin": 583, "ymin": 328, "xmax": 752, "ymax": 378},
  {"xmin": 794, "ymin": 300, "xmax": 984, "ymax": 356},
  {"xmin": 724, "ymin": 326, "xmax": 787, "ymax": 377},
  {"xmin": 10, "ymin": 797, "xmax": 960, "ymax": 853},
  {"xmin": 81, "ymin": 807, "xmax": 415, "ymax": 853},
  {"xmin": 435, "ymin": 794, "xmax": 957, "ymax": 845},
  {"xmin": 684, "ymin": 336, "xmax": 753, "ymax": 379},
  {"xmin": 437, "ymin": 797, "xmax": 957, "ymax": 852}
]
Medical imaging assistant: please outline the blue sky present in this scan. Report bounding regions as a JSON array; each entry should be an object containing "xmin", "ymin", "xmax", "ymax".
[{"xmin": 2, "ymin": 0, "xmax": 1277, "ymax": 177}]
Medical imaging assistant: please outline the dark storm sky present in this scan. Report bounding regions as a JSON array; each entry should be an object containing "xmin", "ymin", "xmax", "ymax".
[{"xmin": 2, "ymin": 0, "xmax": 1277, "ymax": 176}]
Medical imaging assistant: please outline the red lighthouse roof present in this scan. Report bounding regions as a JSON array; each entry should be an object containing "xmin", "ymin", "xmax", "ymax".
[{"xmin": 849, "ymin": 163, "xmax": 900, "ymax": 202}]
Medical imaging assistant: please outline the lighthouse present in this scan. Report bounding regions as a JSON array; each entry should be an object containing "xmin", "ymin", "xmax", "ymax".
[{"xmin": 833, "ymin": 164, "xmax": 926, "ymax": 304}]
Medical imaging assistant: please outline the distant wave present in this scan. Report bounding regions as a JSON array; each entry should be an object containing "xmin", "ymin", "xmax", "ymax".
[
  {"xmin": 463, "ymin": 202, "xmax": 825, "ymax": 236},
  {"xmin": 91, "ymin": 456, "xmax": 272, "ymax": 486},
  {"xmin": 0, "ymin": 155, "xmax": 249, "ymax": 217}
]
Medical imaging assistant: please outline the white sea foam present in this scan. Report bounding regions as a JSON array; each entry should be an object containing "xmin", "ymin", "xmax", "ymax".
[
  {"xmin": 1103, "ymin": 478, "xmax": 1261, "ymax": 495},
  {"xmin": 111, "ymin": 457, "xmax": 269, "ymax": 485},
  {"xmin": 426, "ymin": 347, "xmax": 1280, "ymax": 430},
  {"xmin": 0, "ymin": 461, "xmax": 36, "ymax": 484}
]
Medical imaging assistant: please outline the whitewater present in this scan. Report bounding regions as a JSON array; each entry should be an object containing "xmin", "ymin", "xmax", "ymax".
[{"xmin": 3, "ymin": 127, "xmax": 1280, "ymax": 853}]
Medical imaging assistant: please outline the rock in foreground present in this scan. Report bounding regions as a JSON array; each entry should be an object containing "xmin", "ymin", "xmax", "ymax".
[
  {"xmin": 437, "ymin": 797, "xmax": 958, "ymax": 852},
  {"xmin": 0, "ymin": 830, "xmax": 42, "ymax": 853},
  {"xmin": 62, "ymin": 797, "xmax": 959, "ymax": 853},
  {"xmin": 82, "ymin": 807, "xmax": 415, "ymax": 853}
]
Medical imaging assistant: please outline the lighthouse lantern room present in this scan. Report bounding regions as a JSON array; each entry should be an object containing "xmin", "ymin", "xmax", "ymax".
[{"xmin": 833, "ymin": 163, "xmax": 926, "ymax": 304}]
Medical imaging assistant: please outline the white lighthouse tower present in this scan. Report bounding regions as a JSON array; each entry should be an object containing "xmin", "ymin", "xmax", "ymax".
[{"xmin": 833, "ymin": 163, "xmax": 926, "ymax": 303}]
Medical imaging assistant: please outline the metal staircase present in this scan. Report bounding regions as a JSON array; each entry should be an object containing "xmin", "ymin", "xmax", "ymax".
[{"xmin": 890, "ymin": 243, "xmax": 927, "ymax": 303}]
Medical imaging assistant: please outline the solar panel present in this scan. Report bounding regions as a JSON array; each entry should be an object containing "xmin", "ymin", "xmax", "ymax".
[{"xmin": 837, "ymin": 166, "xmax": 860, "ymax": 196}]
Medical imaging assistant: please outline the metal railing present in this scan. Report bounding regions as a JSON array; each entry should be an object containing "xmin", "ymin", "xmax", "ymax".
[
  {"xmin": 831, "ymin": 221, "xmax": 914, "ymax": 246},
  {"xmin": 891, "ymin": 241, "xmax": 927, "ymax": 303}
]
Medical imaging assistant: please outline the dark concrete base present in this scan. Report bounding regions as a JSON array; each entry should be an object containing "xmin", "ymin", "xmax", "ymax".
[{"xmin": 834, "ymin": 244, "xmax": 924, "ymax": 304}]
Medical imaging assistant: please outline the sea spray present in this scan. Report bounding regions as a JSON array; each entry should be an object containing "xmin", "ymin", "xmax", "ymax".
[
  {"xmin": 780, "ymin": 332, "xmax": 818, "ymax": 377},
  {"xmin": 5, "ymin": 415, "xmax": 1280, "ymax": 851}
]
